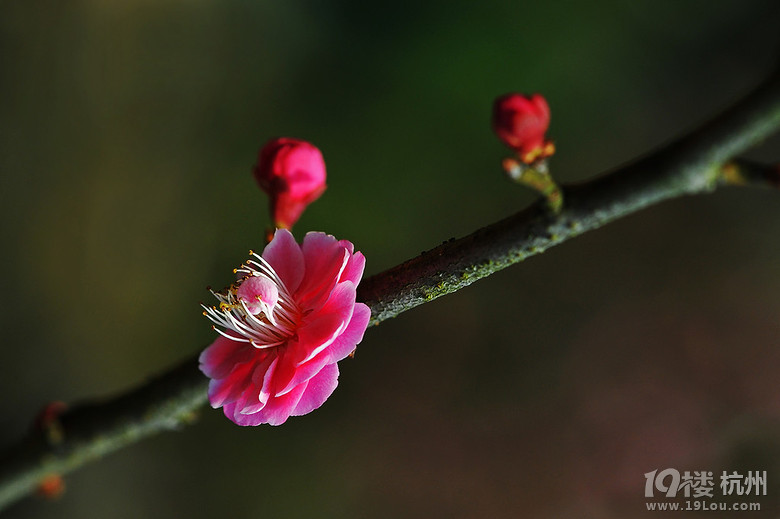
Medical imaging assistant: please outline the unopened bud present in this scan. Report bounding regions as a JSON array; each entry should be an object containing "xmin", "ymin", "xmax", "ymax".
[
  {"xmin": 253, "ymin": 138, "xmax": 327, "ymax": 229},
  {"xmin": 492, "ymin": 93, "xmax": 555, "ymax": 164}
]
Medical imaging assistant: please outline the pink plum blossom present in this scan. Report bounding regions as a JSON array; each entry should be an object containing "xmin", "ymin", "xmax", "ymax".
[
  {"xmin": 200, "ymin": 229, "xmax": 370, "ymax": 426},
  {"xmin": 253, "ymin": 138, "xmax": 327, "ymax": 229}
]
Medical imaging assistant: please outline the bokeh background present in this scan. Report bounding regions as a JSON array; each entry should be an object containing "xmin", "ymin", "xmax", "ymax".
[{"xmin": 2, "ymin": 1, "xmax": 780, "ymax": 517}]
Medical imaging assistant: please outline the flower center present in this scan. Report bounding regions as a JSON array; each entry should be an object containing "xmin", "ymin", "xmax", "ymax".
[{"xmin": 203, "ymin": 251, "xmax": 300, "ymax": 349}]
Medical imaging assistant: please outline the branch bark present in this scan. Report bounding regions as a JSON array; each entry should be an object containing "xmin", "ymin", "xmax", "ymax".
[{"xmin": 1, "ymin": 65, "xmax": 780, "ymax": 512}]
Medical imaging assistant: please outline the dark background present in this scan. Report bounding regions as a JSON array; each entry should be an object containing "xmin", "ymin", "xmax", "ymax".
[{"xmin": 2, "ymin": 1, "xmax": 780, "ymax": 517}]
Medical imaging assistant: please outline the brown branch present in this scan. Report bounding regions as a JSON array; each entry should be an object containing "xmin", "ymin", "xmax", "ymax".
[{"xmin": 1, "ymin": 64, "xmax": 780, "ymax": 512}]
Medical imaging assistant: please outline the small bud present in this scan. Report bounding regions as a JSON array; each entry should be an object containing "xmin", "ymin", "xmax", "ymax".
[
  {"xmin": 253, "ymin": 138, "xmax": 327, "ymax": 229},
  {"xmin": 36, "ymin": 474, "xmax": 65, "ymax": 500},
  {"xmin": 492, "ymin": 93, "xmax": 554, "ymax": 164},
  {"xmin": 34, "ymin": 401, "xmax": 67, "ymax": 445}
]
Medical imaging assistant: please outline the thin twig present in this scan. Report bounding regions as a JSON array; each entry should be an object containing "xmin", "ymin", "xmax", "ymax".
[{"xmin": 1, "ymin": 65, "xmax": 779, "ymax": 512}]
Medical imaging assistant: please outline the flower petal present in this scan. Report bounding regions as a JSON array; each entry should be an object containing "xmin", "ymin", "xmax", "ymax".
[
  {"xmin": 234, "ymin": 356, "xmax": 277, "ymax": 415},
  {"xmin": 321, "ymin": 280, "xmax": 358, "ymax": 319},
  {"xmin": 292, "ymin": 362, "xmax": 339, "ymax": 416},
  {"xmin": 199, "ymin": 336, "xmax": 253, "ymax": 379},
  {"xmin": 339, "ymin": 250, "xmax": 365, "ymax": 285},
  {"xmin": 262, "ymin": 228, "xmax": 305, "ymax": 293},
  {"xmin": 336, "ymin": 239, "xmax": 354, "ymax": 254},
  {"xmin": 223, "ymin": 402, "xmax": 267, "ymax": 427},
  {"xmin": 207, "ymin": 360, "xmax": 254, "ymax": 409},
  {"xmin": 251, "ymin": 381, "xmax": 308, "ymax": 426},
  {"xmin": 328, "ymin": 302, "xmax": 371, "ymax": 363},
  {"xmin": 271, "ymin": 316, "xmax": 340, "ymax": 396},
  {"xmin": 275, "ymin": 352, "xmax": 330, "ymax": 398},
  {"xmin": 294, "ymin": 281, "xmax": 358, "ymax": 366},
  {"xmin": 273, "ymin": 281, "xmax": 356, "ymax": 395},
  {"xmin": 258, "ymin": 356, "xmax": 279, "ymax": 405},
  {"xmin": 296, "ymin": 232, "xmax": 349, "ymax": 309},
  {"xmin": 296, "ymin": 311, "xmax": 347, "ymax": 365}
]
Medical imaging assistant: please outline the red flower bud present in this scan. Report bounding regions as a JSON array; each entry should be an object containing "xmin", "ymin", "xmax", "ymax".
[
  {"xmin": 253, "ymin": 138, "xmax": 327, "ymax": 229},
  {"xmin": 34, "ymin": 401, "xmax": 67, "ymax": 445},
  {"xmin": 492, "ymin": 93, "xmax": 555, "ymax": 164},
  {"xmin": 36, "ymin": 474, "xmax": 65, "ymax": 499}
]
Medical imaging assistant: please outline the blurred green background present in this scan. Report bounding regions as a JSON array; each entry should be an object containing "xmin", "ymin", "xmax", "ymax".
[{"xmin": 2, "ymin": 1, "xmax": 780, "ymax": 517}]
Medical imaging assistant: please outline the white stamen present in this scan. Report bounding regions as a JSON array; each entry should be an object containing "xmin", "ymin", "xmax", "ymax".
[
  {"xmin": 212, "ymin": 326, "xmax": 251, "ymax": 343},
  {"xmin": 204, "ymin": 253, "xmax": 300, "ymax": 349}
]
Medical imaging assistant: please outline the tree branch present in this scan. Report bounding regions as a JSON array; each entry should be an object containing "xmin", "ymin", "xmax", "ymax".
[{"xmin": 1, "ymin": 65, "xmax": 780, "ymax": 511}]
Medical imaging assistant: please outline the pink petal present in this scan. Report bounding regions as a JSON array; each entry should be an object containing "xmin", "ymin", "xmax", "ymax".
[
  {"xmin": 239, "ymin": 400, "xmax": 266, "ymax": 415},
  {"xmin": 223, "ymin": 402, "xmax": 267, "ymax": 427},
  {"xmin": 273, "ymin": 279, "xmax": 354, "ymax": 393},
  {"xmin": 270, "ymin": 325, "xmax": 337, "ymax": 396},
  {"xmin": 234, "ymin": 357, "xmax": 276, "ymax": 415},
  {"xmin": 262, "ymin": 229, "xmax": 305, "ymax": 293},
  {"xmin": 199, "ymin": 336, "xmax": 253, "ymax": 379},
  {"xmin": 232, "ymin": 389, "xmax": 260, "ymax": 416},
  {"xmin": 301, "ymin": 232, "xmax": 341, "ymax": 269},
  {"xmin": 337, "ymin": 239, "xmax": 354, "ymax": 254},
  {"xmin": 231, "ymin": 413, "xmax": 267, "ymax": 426},
  {"xmin": 207, "ymin": 360, "xmax": 254, "ymax": 409},
  {"xmin": 290, "ymin": 281, "xmax": 358, "ymax": 367},
  {"xmin": 251, "ymin": 381, "xmax": 308, "ymax": 426},
  {"xmin": 319, "ymin": 280, "xmax": 358, "ymax": 322},
  {"xmin": 258, "ymin": 356, "xmax": 279, "ymax": 405},
  {"xmin": 296, "ymin": 232, "xmax": 349, "ymax": 309},
  {"xmin": 339, "ymin": 251, "xmax": 365, "ymax": 285},
  {"xmin": 207, "ymin": 379, "xmax": 233, "ymax": 409},
  {"xmin": 263, "ymin": 346, "xmax": 299, "ymax": 398},
  {"xmin": 296, "ymin": 310, "xmax": 348, "ymax": 364},
  {"xmin": 328, "ymin": 303, "xmax": 371, "ymax": 363},
  {"xmin": 292, "ymin": 362, "xmax": 339, "ymax": 416},
  {"xmin": 275, "ymin": 349, "xmax": 330, "ymax": 397}
]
